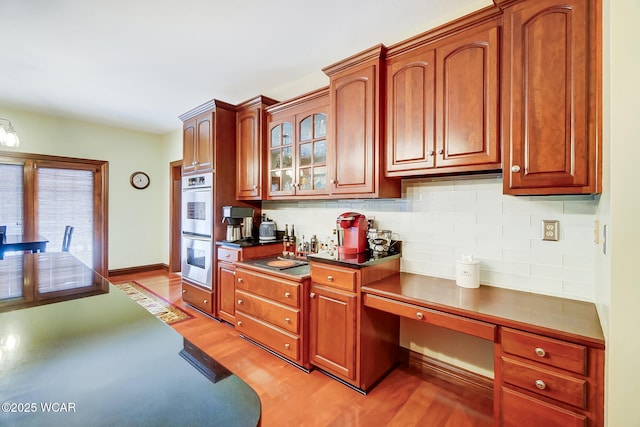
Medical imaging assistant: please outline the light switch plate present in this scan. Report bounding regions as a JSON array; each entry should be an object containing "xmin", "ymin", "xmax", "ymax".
[{"xmin": 542, "ymin": 220, "xmax": 559, "ymax": 241}]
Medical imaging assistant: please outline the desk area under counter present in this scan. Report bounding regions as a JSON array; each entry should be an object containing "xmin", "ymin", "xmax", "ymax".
[{"xmin": 361, "ymin": 272, "xmax": 605, "ymax": 427}]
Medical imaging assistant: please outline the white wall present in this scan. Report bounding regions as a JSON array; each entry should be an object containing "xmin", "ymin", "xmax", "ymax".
[
  {"xmin": 600, "ymin": 0, "xmax": 640, "ymax": 425},
  {"xmin": 0, "ymin": 107, "xmax": 175, "ymax": 270}
]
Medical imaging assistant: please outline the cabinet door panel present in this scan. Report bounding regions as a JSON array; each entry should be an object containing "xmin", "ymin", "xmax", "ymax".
[
  {"xmin": 329, "ymin": 65, "xmax": 377, "ymax": 195},
  {"xmin": 309, "ymin": 285, "xmax": 356, "ymax": 380},
  {"xmin": 502, "ymin": 387, "xmax": 586, "ymax": 427},
  {"xmin": 196, "ymin": 115, "xmax": 213, "ymax": 171},
  {"xmin": 182, "ymin": 119, "xmax": 196, "ymax": 173},
  {"xmin": 437, "ymin": 25, "xmax": 500, "ymax": 168},
  {"xmin": 386, "ymin": 48, "xmax": 436, "ymax": 174},
  {"xmin": 236, "ymin": 109, "xmax": 261, "ymax": 198},
  {"xmin": 217, "ymin": 263, "xmax": 236, "ymax": 322},
  {"xmin": 504, "ymin": 0, "xmax": 596, "ymax": 194}
]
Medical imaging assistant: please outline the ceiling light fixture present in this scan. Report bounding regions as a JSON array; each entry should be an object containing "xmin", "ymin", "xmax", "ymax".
[{"xmin": 0, "ymin": 118, "xmax": 20, "ymax": 148}]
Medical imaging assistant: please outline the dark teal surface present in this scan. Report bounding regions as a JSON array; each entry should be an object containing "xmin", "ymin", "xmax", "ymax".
[{"xmin": 0, "ymin": 253, "xmax": 261, "ymax": 427}]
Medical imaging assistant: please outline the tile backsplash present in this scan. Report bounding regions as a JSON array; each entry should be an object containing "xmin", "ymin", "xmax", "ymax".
[{"xmin": 262, "ymin": 176, "xmax": 599, "ymax": 301}]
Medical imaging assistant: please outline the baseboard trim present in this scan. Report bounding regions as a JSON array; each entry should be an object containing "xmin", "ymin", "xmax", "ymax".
[
  {"xmin": 400, "ymin": 347, "xmax": 494, "ymax": 399},
  {"xmin": 108, "ymin": 263, "xmax": 169, "ymax": 277}
]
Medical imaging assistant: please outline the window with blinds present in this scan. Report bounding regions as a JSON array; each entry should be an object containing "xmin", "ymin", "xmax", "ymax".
[
  {"xmin": 37, "ymin": 168, "xmax": 94, "ymax": 268},
  {"xmin": 0, "ymin": 163, "xmax": 24, "ymax": 235}
]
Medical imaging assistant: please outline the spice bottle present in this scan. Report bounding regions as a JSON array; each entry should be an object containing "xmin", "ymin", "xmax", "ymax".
[{"xmin": 282, "ymin": 224, "xmax": 289, "ymax": 256}]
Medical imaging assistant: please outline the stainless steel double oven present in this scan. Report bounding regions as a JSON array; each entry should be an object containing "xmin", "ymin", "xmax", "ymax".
[{"xmin": 181, "ymin": 172, "xmax": 213, "ymax": 289}]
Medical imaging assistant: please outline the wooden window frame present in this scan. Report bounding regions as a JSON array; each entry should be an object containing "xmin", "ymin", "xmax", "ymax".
[{"xmin": 0, "ymin": 150, "xmax": 109, "ymax": 277}]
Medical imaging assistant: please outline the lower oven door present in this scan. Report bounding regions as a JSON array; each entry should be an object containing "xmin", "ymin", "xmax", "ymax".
[{"xmin": 181, "ymin": 235, "xmax": 213, "ymax": 289}]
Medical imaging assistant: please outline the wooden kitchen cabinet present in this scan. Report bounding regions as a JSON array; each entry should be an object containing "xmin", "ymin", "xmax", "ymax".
[
  {"xmin": 216, "ymin": 244, "xmax": 282, "ymax": 324},
  {"xmin": 309, "ymin": 282, "xmax": 357, "ymax": 380},
  {"xmin": 308, "ymin": 258, "xmax": 400, "ymax": 391},
  {"xmin": 323, "ymin": 45, "xmax": 401, "ymax": 199},
  {"xmin": 236, "ymin": 95, "xmax": 278, "ymax": 200},
  {"xmin": 180, "ymin": 99, "xmax": 236, "ymax": 175},
  {"xmin": 385, "ymin": 21, "xmax": 501, "ymax": 176},
  {"xmin": 234, "ymin": 267, "xmax": 310, "ymax": 368},
  {"xmin": 499, "ymin": 0, "xmax": 601, "ymax": 195},
  {"xmin": 498, "ymin": 327, "xmax": 604, "ymax": 426},
  {"xmin": 265, "ymin": 87, "xmax": 329, "ymax": 198},
  {"xmin": 181, "ymin": 281, "xmax": 213, "ymax": 313}
]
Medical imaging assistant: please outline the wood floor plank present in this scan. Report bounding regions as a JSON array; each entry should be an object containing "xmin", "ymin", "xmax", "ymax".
[{"xmin": 110, "ymin": 271, "xmax": 493, "ymax": 426}]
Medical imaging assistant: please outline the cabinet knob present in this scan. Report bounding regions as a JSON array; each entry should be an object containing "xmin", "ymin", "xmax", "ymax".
[
  {"xmin": 237, "ymin": 299, "xmax": 243, "ymax": 305},
  {"xmin": 416, "ymin": 312, "xmax": 424, "ymax": 320},
  {"xmin": 327, "ymin": 275, "xmax": 333, "ymax": 282},
  {"xmin": 182, "ymin": 289, "xmax": 187, "ymax": 294},
  {"xmin": 192, "ymin": 161, "xmax": 197, "ymax": 166},
  {"xmin": 310, "ymin": 292, "xmax": 316, "ymax": 298},
  {"xmin": 284, "ymin": 292, "xmax": 291, "ymax": 298},
  {"xmin": 225, "ymin": 253, "xmax": 230, "ymax": 257},
  {"xmin": 203, "ymin": 299, "xmax": 208, "ymax": 304},
  {"xmin": 437, "ymin": 149, "xmax": 444, "ymax": 155},
  {"xmin": 329, "ymin": 179, "xmax": 336, "ymax": 184},
  {"xmin": 237, "ymin": 321, "xmax": 243, "ymax": 327},
  {"xmin": 253, "ymin": 185, "xmax": 258, "ymax": 189},
  {"xmin": 237, "ymin": 278, "xmax": 243, "ymax": 283},
  {"xmin": 535, "ymin": 379, "xmax": 546, "ymax": 390},
  {"xmin": 535, "ymin": 347, "xmax": 546, "ymax": 357},
  {"xmin": 284, "ymin": 343, "xmax": 290, "ymax": 350},
  {"xmin": 285, "ymin": 317, "xmax": 290, "ymax": 323},
  {"xmin": 511, "ymin": 165, "xmax": 521, "ymax": 173},
  {"xmin": 428, "ymin": 150, "xmax": 435, "ymax": 156}
]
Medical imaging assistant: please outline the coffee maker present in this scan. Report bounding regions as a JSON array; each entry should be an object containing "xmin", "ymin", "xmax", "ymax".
[
  {"xmin": 222, "ymin": 206, "xmax": 254, "ymax": 242},
  {"xmin": 336, "ymin": 212, "xmax": 368, "ymax": 255}
]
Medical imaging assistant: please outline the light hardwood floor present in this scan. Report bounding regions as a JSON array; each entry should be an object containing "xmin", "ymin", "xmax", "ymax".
[{"xmin": 110, "ymin": 270, "xmax": 493, "ymax": 427}]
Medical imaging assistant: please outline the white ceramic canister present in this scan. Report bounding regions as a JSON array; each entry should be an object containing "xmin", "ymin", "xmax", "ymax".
[{"xmin": 456, "ymin": 255, "xmax": 480, "ymax": 288}]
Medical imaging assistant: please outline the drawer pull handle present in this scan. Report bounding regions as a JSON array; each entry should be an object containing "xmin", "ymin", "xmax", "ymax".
[
  {"xmin": 182, "ymin": 289, "xmax": 187, "ymax": 294},
  {"xmin": 284, "ymin": 343, "xmax": 290, "ymax": 350},
  {"xmin": 310, "ymin": 293, "xmax": 316, "ymax": 298},
  {"xmin": 237, "ymin": 299, "xmax": 243, "ymax": 305},
  {"xmin": 535, "ymin": 379, "xmax": 546, "ymax": 390},
  {"xmin": 285, "ymin": 292, "xmax": 291, "ymax": 298},
  {"xmin": 327, "ymin": 275, "xmax": 333, "ymax": 282},
  {"xmin": 285, "ymin": 317, "xmax": 290, "ymax": 323},
  {"xmin": 237, "ymin": 321, "xmax": 243, "ymax": 327},
  {"xmin": 511, "ymin": 165, "xmax": 521, "ymax": 173},
  {"xmin": 237, "ymin": 278, "xmax": 243, "ymax": 283},
  {"xmin": 203, "ymin": 299, "xmax": 208, "ymax": 304},
  {"xmin": 416, "ymin": 312, "xmax": 424, "ymax": 320},
  {"xmin": 535, "ymin": 347, "xmax": 546, "ymax": 357}
]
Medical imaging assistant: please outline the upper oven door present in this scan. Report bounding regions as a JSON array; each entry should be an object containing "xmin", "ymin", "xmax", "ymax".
[{"xmin": 182, "ymin": 174, "xmax": 213, "ymax": 238}]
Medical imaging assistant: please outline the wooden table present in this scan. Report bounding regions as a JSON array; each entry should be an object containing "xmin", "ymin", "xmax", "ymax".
[{"xmin": 0, "ymin": 234, "xmax": 49, "ymax": 260}]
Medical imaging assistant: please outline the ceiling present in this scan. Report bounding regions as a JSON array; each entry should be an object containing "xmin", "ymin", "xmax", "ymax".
[{"xmin": 0, "ymin": 0, "xmax": 490, "ymax": 134}]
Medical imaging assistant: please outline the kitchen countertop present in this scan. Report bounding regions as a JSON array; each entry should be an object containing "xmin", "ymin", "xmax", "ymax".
[
  {"xmin": 0, "ymin": 252, "xmax": 261, "ymax": 427},
  {"xmin": 307, "ymin": 250, "xmax": 402, "ymax": 269},
  {"xmin": 216, "ymin": 238, "xmax": 283, "ymax": 248}
]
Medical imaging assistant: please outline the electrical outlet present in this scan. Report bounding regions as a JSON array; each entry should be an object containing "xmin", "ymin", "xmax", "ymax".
[{"xmin": 542, "ymin": 220, "xmax": 559, "ymax": 241}]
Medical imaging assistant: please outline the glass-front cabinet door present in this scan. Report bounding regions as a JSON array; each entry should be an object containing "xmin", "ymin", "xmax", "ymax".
[
  {"xmin": 296, "ymin": 112, "xmax": 328, "ymax": 195},
  {"xmin": 268, "ymin": 119, "xmax": 295, "ymax": 196}
]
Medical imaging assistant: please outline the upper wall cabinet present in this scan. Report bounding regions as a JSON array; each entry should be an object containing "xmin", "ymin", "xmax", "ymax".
[
  {"xmin": 323, "ymin": 46, "xmax": 402, "ymax": 199},
  {"xmin": 182, "ymin": 112, "xmax": 214, "ymax": 174},
  {"xmin": 385, "ymin": 20, "xmax": 501, "ymax": 177},
  {"xmin": 266, "ymin": 88, "xmax": 330, "ymax": 199},
  {"xmin": 236, "ymin": 95, "xmax": 278, "ymax": 200},
  {"xmin": 499, "ymin": 0, "xmax": 601, "ymax": 195}
]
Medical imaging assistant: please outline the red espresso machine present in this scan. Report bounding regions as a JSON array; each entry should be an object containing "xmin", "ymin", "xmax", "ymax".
[{"xmin": 336, "ymin": 212, "xmax": 368, "ymax": 255}]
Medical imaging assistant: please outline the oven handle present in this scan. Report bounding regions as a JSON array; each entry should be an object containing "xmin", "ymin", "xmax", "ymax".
[{"xmin": 182, "ymin": 233, "xmax": 212, "ymax": 241}]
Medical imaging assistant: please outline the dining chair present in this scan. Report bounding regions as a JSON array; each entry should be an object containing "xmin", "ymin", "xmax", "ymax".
[{"xmin": 62, "ymin": 225, "xmax": 74, "ymax": 252}]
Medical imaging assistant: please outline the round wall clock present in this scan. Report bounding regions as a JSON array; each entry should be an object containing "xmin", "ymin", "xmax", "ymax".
[{"xmin": 130, "ymin": 171, "xmax": 150, "ymax": 190}]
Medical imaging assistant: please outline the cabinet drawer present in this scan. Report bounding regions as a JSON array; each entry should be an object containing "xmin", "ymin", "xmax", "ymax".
[
  {"xmin": 217, "ymin": 247, "xmax": 240, "ymax": 262},
  {"xmin": 363, "ymin": 293, "xmax": 496, "ymax": 341},
  {"xmin": 311, "ymin": 263, "xmax": 357, "ymax": 292},
  {"xmin": 236, "ymin": 289, "xmax": 300, "ymax": 334},
  {"xmin": 502, "ymin": 387, "xmax": 586, "ymax": 427},
  {"xmin": 502, "ymin": 328, "xmax": 587, "ymax": 375},
  {"xmin": 236, "ymin": 269, "xmax": 300, "ymax": 308},
  {"xmin": 181, "ymin": 283, "xmax": 213, "ymax": 313},
  {"xmin": 236, "ymin": 312, "xmax": 300, "ymax": 363},
  {"xmin": 502, "ymin": 357, "xmax": 586, "ymax": 409}
]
